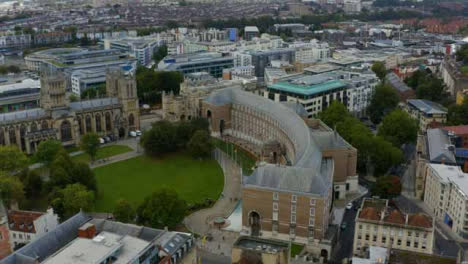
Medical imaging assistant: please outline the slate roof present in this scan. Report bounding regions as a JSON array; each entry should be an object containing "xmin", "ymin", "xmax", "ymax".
[
  {"xmin": 407, "ymin": 99, "xmax": 447, "ymax": 115},
  {"xmin": 205, "ymin": 88, "xmax": 333, "ymax": 196},
  {"xmin": 0, "ymin": 108, "xmax": 47, "ymax": 124},
  {"xmin": 426, "ymin": 128, "xmax": 456, "ymax": 164},
  {"xmin": 386, "ymin": 72, "xmax": 411, "ymax": 92},
  {"xmin": 69, "ymin": 97, "xmax": 120, "ymax": 111},
  {"xmin": 0, "ymin": 212, "xmax": 91, "ymax": 264}
]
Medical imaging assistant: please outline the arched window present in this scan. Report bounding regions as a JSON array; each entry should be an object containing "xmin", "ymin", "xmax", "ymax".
[
  {"xmin": 77, "ymin": 117, "xmax": 83, "ymax": 135},
  {"xmin": 105, "ymin": 112, "xmax": 112, "ymax": 131},
  {"xmin": 9, "ymin": 127, "xmax": 16, "ymax": 145},
  {"xmin": 85, "ymin": 115, "xmax": 92, "ymax": 133},
  {"xmin": 20, "ymin": 125, "xmax": 26, "ymax": 151},
  {"xmin": 30, "ymin": 122, "xmax": 37, "ymax": 132},
  {"xmin": 41, "ymin": 121, "xmax": 48, "ymax": 130},
  {"xmin": 95, "ymin": 114, "xmax": 102, "ymax": 132},
  {"xmin": 128, "ymin": 114, "xmax": 134, "ymax": 127},
  {"xmin": 61, "ymin": 120, "xmax": 72, "ymax": 142},
  {"xmin": 0, "ymin": 129, "xmax": 5, "ymax": 145}
]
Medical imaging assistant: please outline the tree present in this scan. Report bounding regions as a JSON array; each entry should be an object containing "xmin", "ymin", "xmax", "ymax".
[
  {"xmin": 49, "ymin": 150, "xmax": 74, "ymax": 188},
  {"xmin": 0, "ymin": 173, "xmax": 24, "ymax": 207},
  {"xmin": 447, "ymin": 97, "xmax": 468, "ymax": 125},
  {"xmin": 371, "ymin": 175, "xmax": 402, "ymax": 199},
  {"xmin": 371, "ymin": 61, "xmax": 387, "ymax": 81},
  {"xmin": 69, "ymin": 94, "xmax": 79, "ymax": 102},
  {"xmin": 318, "ymin": 101, "xmax": 350, "ymax": 128},
  {"xmin": 81, "ymin": 84, "xmax": 106, "ymax": 100},
  {"xmin": 81, "ymin": 133, "xmax": 100, "ymax": 162},
  {"xmin": 153, "ymin": 45, "xmax": 168, "ymax": 64},
  {"xmin": 35, "ymin": 140, "xmax": 64, "ymax": 166},
  {"xmin": 23, "ymin": 170, "xmax": 42, "ymax": 199},
  {"xmin": 367, "ymin": 83, "xmax": 400, "ymax": 124},
  {"xmin": 378, "ymin": 109, "xmax": 418, "ymax": 147},
  {"xmin": 137, "ymin": 189, "xmax": 187, "ymax": 229},
  {"xmin": 141, "ymin": 121, "xmax": 178, "ymax": 156},
  {"xmin": 0, "ymin": 145, "xmax": 28, "ymax": 173},
  {"xmin": 370, "ymin": 137, "xmax": 403, "ymax": 176},
  {"xmin": 188, "ymin": 130, "xmax": 213, "ymax": 159},
  {"xmin": 456, "ymin": 44, "xmax": 468, "ymax": 64},
  {"xmin": 136, "ymin": 67, "xmax": 183, "ymax": 105},
  {"xmin": 415, "ymin": 78, "xmax": 445, "ymax": 102},
  {"xmin": 71, "ymin": 162, "xmax": 97, "ymax": 192},
  {"xmin": 52, "ymin": 184, "xmax": 94, "ymax": 219},
  {"xmin": 113, "ymin": 199, "xmax": 135, "ymax": 223}
]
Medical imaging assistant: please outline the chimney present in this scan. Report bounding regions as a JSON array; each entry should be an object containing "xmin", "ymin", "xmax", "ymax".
[
  {"xmin": 441, "ymin": 157, "xmax": 445, "ymax": 165},
  {"xmin": 405, "ymin": 214, "xmax": 409, "ymax": 225},
  {"xmin": 78, "ymin": 223, "xmax": 96, "ymax": 239}
]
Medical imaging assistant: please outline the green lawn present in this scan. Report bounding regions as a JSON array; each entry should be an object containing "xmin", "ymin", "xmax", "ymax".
[
  {"xmin": 72, "ymin": 145, "xmax": 133, "ymax": 163},
  {"xmin": 93, "ymin": 154, "xmax": 224, "ymax": 212},
  {"xmin": 213, "ymin": 139, "xmax": 257, "ymax": 176},
  {"xmin": 291, "ymin": 243, "xmax": 304, "ymax": 258}
]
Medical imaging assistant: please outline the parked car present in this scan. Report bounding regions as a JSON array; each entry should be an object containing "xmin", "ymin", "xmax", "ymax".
[
  {"xmin": 346, "ymin": 202, "xmax": 353, "ymax": 210},
  {"xmin": 99, "ymin": 138, "xmax": 105, "ymax": 144},
  {"xmin": 104, "ymin": 136, "xmax": 111, "ymax": 142},
  {"xmin": 136, "ymin": 130, "xmax": 142, "ymax": 136},
  {"xmin": 129, "ymin": 131, "xmax": 137, "ymax": 137}
]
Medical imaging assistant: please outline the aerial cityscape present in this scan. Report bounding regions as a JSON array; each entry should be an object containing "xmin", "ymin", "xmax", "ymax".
[{"xmin": 0, "ymin": 0, "xmax": 467, "ymax": 263}]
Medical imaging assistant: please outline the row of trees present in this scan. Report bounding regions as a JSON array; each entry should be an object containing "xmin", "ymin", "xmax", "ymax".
[
  {"xmin": 136, "ymin": 66, "xmax": 183, "ymax": 105},
  {"xmin": 405, "ymin": 69, "xmax": 448, "ymax": 103},
  {"xmin": 141, "ymin": 118, "xmax": 213, "ymax": 159},
  {"xmin": 0, "ymin": 65, "xmax": 21, "ymax": 75}
]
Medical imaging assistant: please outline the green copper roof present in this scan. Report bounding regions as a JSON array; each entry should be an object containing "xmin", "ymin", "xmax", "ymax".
[{"xmin": 268, "ymin": 80, "xmax": 347, "ymax": 96}]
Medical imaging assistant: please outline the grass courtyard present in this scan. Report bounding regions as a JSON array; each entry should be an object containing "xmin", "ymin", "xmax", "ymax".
[
  {"xmin": 93, "ymin": 154, "xmax": 224, "ymax": 212},
  {"xmin": 72, "ymin": 145, "xmax": 133, "ymax": 163}
]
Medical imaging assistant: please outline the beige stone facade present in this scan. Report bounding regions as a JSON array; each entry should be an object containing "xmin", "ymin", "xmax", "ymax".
[
  {"xmin": 353, "ymin": 198, "xmax": 434, "ymax": 257},
  {"xmin": 0, "ymin": 69, "xmax": 139, "ymax": 154}
]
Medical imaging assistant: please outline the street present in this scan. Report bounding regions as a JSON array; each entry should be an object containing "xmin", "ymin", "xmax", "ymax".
[{"xmin": 331, "ymin": 205, "xmax": 359, "ymax": 263}]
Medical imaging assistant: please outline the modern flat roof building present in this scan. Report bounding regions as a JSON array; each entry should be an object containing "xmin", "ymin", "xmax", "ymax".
[
  {"xmin": 265, "ymin": 70, "xmax": 377, "ymax": 117},
  {"xmin": 0, "ymin": 79, "xmax": 40, "ymax": 113},
  {"xmin": 157, "ymin": 52, "xmax": 234, "ymax": 78},
  {"xmin": 104, "ymin": 37, "xmax": 160, "ymax": 66}
]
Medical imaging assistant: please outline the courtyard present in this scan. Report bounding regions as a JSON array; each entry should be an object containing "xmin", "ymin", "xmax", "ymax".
[{"xmin": 93, "ymin": 153, "xmax": 224, "ymax": 212}]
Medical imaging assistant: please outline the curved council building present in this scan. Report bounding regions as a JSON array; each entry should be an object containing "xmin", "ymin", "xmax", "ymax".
[{"xmin": 202, "ymin": 88, "xmax": 358, "ymax": 259}]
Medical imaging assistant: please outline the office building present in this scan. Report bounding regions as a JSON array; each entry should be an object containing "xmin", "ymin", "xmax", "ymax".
[
  {"xmin": 250, "ymin": 49, "xmax": 296, "ymax": 78},
  {"xmin": 0, "ymin": 79, "xmax": 41, "ymax": 113},
  {"xmin": 353, "ymin": 198, "xmax": 434, "ymax": 257},
  {"xmin": 157, "ymin": 52, "xmax": 234, "ymax": 78},
  {"xmin": 104, "ymin": 37, "xmax": 160, "ymax": 66},
  {"xmin": 423, "ymin": 163, "xmax": 468, "ymax": 239},
  {"xmin": 265, "ymin": 70, "xmax": 377, "ymax": 117},
  {"xmin": 244, "ymin": 26, "xmax": 260, "ymax": 41}
]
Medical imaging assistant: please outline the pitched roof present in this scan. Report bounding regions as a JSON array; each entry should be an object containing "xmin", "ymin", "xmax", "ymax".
[
  {"xmin": 442, "ymin": 125, "xmax": 468, "ymax": 135},
  {"xmin": 426, "ymin": 128, "xmax": 456, "ymax": 164},
  {"xmin": 407, "ymin": 99, "xmax": 447, "ymax": 115},
  {"xmin": 7, "ymin": 210, "xmax": 44, "ymax": 233},
  {"xmin": 408, "ymin": 214, "xmax": 432, "ymax": 228},
  {"xmin": 359, "ymin": 207, "xmax": 380, "ymax": 221},
  {"xmin": 384, "ymin": 209, "xmax": 406, "ymax": 225}
]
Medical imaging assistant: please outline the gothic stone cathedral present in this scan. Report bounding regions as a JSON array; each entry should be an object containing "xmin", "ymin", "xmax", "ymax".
[{"xmin": 0, "ymin": 68, "xmax": 140, "ymax": 154}]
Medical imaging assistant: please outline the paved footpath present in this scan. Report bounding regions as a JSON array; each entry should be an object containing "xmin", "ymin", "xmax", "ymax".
[{"xmin": 183, "ymin": 149, "xmax": 242, "ymax": 236}]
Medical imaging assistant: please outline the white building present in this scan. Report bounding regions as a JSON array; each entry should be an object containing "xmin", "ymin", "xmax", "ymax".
[
  {"xmin": 71, "ymin": 70, "xmax": 106, "ymax": 96},
  {"xmin": 265, "ymin": 70, "xmax": 378, "ymax": 118},
  {"xmin": 287, "ymin": 40, "xmax": 331, "ymax": 63},
  {"xmin": 344, "ymin": 0, "xmax": 362, "ymax": 13},
  {"xmin": 424, "ymin": 163, "xmax": 468, "ymax": 239},
  {"xmin": 104, "ymin": 37, "xmax": 160, "ymax": 66},
  {"xmin": 8, "ymin": 208, "xmax": 59, "ymax": 249}
]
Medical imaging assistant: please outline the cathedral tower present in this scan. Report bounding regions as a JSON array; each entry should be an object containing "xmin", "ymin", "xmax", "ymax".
[{"xmin": 40, "ymin": 70, "xmax": 68, "ymax": 110}]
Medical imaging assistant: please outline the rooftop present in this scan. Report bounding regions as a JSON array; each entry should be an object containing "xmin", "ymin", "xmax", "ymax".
[
  {"xmin": 407, "ymin": 99, "xmax": 447, "ymax": 115},
  {"xmin": 426, "ymin": 128, "xmax": 456, "ymax": 164},
  {"xmin": 8, "ymin": 210, "xmax": 44, "ymax": 233},
  {"xmin": 269, "ymin": 79, "xmax": 346, "ymax": 96},
  {"xmin": 0, "ymin": 79, "xmax": 40, "ymax": 94},
  {"xmin": 442, "ymin": 125, "xmax": 468, "ymax": 135},
  {"xmin": 428, "ymin": 163, "xmax": 468, "ymax": 197},
  {"xmin": 357, "ymin": 198, "xmax": 433, "ymax": 229}
]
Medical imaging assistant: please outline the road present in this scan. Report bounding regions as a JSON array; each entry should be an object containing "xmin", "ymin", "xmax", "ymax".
[{"xmin": 331, "ymin": 207, "xmax": 358, "ymax": 263}]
